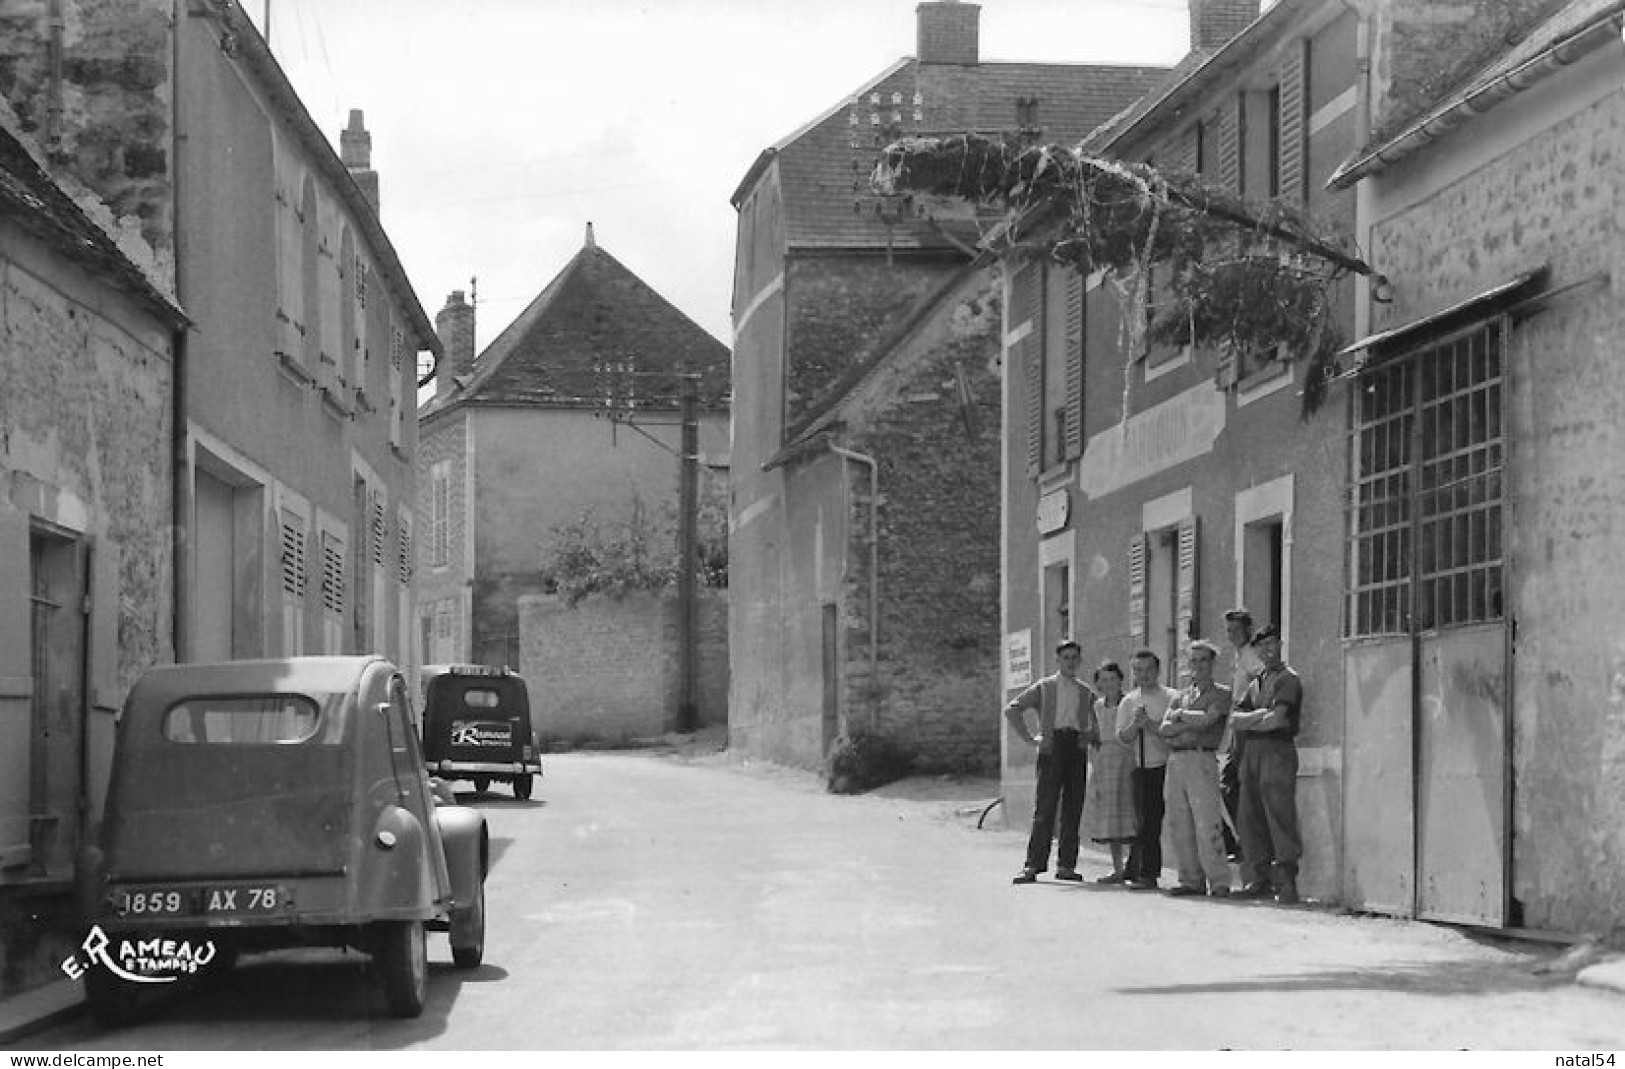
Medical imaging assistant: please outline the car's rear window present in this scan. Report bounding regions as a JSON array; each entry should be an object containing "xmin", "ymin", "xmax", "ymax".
[
  {"xmin": 462, "ymin": 688, "xmax": 500, "ymax": 709},
  {"xmin": 163, "ymin": 695, "xmax": 331, "ymax": 744}
]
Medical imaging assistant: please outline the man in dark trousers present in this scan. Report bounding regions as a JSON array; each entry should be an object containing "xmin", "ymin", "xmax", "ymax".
[
  {"xmin": 1229, "ymin": 625, "xmax": 1304, "ymax": 904},
  {"xmin": 1115, "ymin": 648, "xmax": 1176, "ymax": 890},
  {"xmin": 1005, "ymin": 641, "xmax": 1099, "ymax": 884}
]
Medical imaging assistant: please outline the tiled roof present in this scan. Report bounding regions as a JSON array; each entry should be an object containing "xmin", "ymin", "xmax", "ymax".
[
  {"xmin": 421, "ymin": 242, "xmax": 730, "ymax": 419},
  {"xmin": 0, "ymin": 125, "xmax": 186, "ymax": 328},
  {"xmin": 761, "ymin": 58, "xmax": 1169, "ymax": 252}
]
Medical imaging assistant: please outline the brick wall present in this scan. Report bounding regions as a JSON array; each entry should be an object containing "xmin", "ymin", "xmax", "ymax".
[{"xmin": 518, "ymin": 590, "xmax": 728, "ymax": 745}]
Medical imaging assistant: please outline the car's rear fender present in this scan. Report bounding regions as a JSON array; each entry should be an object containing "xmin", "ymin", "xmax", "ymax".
[
  {"xmin": 354, "ymin": 804, "xmax": 439, "ymax": 918},
  {"xmin": 432, "ymin": 805, "xmax": 488, "ymax": 911}
]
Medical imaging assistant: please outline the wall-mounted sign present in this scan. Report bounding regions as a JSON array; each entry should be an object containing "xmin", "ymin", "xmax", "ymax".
[
  {"xmin": 1005, "ymin": 629, "xmax": 1033, "ymax": 691},
  {"xmin": 1078, "ymin": 382, "xmax": 1226, "ymax": 499},
  {"xmin": 1036, "ymin": 487, "xmax": 1071, "ymax": 535}
]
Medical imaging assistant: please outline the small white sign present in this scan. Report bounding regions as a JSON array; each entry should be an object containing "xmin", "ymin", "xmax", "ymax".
[{"xmin": 1005, "ymin": 629, "xmax": 1033, "ymax": 690}]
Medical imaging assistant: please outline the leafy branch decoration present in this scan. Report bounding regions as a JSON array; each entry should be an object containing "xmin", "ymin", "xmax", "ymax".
[{"xmin": 869, "ymin": 133, "xmax": 1368, "ymax": 415}]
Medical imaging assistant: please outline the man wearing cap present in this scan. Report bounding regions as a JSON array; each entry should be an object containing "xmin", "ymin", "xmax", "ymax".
[
  {"xmin": 1156, "ymin": 639, "xmax": 1232, "ymax": 897},
  {"xmin": 1006, "ymin": 641, "xmax": 1099, "ymax": 884},
  {"xmin": 1229, "ymin": 625, "xmax": 1304, "ymax": 904},
  {"xmin": 1115, "ymin": 648, "xmax": 1176, "ymax": 890},
  {"xmin": 1220, "ymin": 608, "xmax": 1265, "ymax": 861}
]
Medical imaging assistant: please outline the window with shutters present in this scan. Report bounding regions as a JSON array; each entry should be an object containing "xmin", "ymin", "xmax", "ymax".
[
  {"xmin": 1022, "ymin": 262, "xmax": 1086, "ymax": 474},
  {"xmin": 389, "ymin": 322, "xmax": 406, "ymax": 451},
  {"xmin": 1129, "ymin": 515, "xmax": 1198, "ymax": 680}
]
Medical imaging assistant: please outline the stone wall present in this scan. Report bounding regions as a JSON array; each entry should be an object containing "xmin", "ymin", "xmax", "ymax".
[{"xmin": 518, "ymin": 590, "xmax": 728, "ymax": 746}]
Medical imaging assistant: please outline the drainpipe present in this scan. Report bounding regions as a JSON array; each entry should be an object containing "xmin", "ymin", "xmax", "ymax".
[
  {"xmin": 170, "ymin": 4, "xmax": 190, "ymax": 662},
  {"xmin": 828, "ymin": 444, "xmax": 879, "ymax": 733}
]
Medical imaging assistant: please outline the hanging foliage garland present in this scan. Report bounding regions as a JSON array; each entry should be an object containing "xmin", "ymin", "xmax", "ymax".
[{"xmin": 869, "ymin": 133, "xmax": 1365, "ymax": 415}]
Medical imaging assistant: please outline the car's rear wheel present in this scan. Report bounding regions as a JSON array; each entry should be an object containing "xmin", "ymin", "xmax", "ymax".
[
  {"xmin": 84, "ymin": 968, "xmax": 142, "ymax": 1028},
  {"xmin": 450, "ymin": 878, "xmax": 486, "ymax": 968},
  {"xmin": 512, "ymin": 774, "xmax": 533, "ymax": 800},
  {"xmin": 471, "ymin": 775, "xmax": 490, "ymax": 793},
  {"xmin": 374, "ymin": 920, "xmax": 427, "ymax": 1018}
]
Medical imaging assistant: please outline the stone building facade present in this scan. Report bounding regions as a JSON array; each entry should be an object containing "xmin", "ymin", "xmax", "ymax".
[
  {"xmin": 728, "ymin": 1, "xmax": 1171, "ymax": 776},
  {"xmin": 1329, "ymin": 0, "xmax": 1625, "ymax": 934}
]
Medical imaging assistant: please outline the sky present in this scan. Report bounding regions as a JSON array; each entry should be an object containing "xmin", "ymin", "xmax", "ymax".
[{"xmin": 242, "ymin": 0, "xmax": 1194, "ymax": 358}]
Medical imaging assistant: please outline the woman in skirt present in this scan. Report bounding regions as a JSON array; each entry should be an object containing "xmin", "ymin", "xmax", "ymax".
[{"xmin": 1084, "ymin": 661, "xmax": 1136, "ymax": 883}]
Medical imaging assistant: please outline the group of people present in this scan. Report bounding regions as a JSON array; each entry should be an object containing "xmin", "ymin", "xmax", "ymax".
[{"xmin": 1001, "ymin": 607, "xmax": 1303, "ymax": 905}]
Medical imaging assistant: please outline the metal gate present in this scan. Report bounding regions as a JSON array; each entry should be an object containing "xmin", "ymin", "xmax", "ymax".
[{"xmin": 1343, "ymin": 317, "xmax": 1510, "ymax": 926}]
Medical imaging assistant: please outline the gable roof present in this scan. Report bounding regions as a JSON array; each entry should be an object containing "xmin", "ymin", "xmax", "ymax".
[
  {"xmin": 419, "ymin": 241, "xmax": 730, "ymax": 421},
  {"xmin": 1329, "ymin": 0, "xmax": 1625, "ymax": 188},
  {"xmin": 0, "ymin": 123, "xmax": 187, "ymax": 329},
  {"xmin": 735, "ymin": 56, "xmax": 1170, "ymax": 253}
]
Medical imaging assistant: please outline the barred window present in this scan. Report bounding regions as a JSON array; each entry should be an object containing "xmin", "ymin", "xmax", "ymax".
[{"xmin": 1347, "ymin": 319, "xmax": 1505, "ymax": 636}]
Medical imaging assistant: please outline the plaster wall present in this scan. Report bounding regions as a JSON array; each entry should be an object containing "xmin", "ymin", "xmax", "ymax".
[
  {"xmin": 1364, "ymin": 53, "xmax": 1625, "ymax": 932},
  {"xmin": 467, "ymin": 405, "xmax": 728, "ymax": 669},
  {"xmin": 518, "ymin": 591, "xmax": 728, "ymax": 745}
]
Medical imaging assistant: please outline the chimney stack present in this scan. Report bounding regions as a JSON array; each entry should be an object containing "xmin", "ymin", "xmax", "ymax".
[
  {"xmin": 917, "ymin": 1, "xmax": 979, "ymax": 65},
  {"xmin": 1188, "ymin": 0, "xmax": 1260, "ymax": 53},
  {"xmin": 435, "ymin": 289, "xmax": 476, "ymax": 401},
  {"xmin": 341, "ymin": 109, "xmax": 380, "ymax": 212}
]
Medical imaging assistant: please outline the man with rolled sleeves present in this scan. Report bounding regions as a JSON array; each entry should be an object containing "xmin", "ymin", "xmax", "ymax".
[
  {"xmin": 1156, "ymin": 640, "xmax": 1232, "ymax": 897},
  {"xmin": 1006, "ymin": 641, "xmax": 1099, "ymax": 884},
  {"xmin": 1115, "ymin": 649, "xmax": 1175, "ymax": 890},
  {"xmin": 1229, "ymin": 625, "xmax": 1304, "ymax": 904}
]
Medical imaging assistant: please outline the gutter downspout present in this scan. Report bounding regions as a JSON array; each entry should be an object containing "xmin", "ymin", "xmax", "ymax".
[
  {"xmin": 829, "ymin": 444, "xmax": 879, "ymax": 733},
  {"xmin": 171, "ymin": 2, "xmax": 190, "ymax": 662}
]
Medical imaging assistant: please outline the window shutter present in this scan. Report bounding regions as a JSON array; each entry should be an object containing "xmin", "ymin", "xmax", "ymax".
[
  {"xmin": 1175, "ymin": 516, "xmax": 1199, "ymax": 671},
  {"xmin": 0, "ymin": 505, "xmax": 30, "ymax": 864},
  {"xmin": 1012, "ymin": 262, "xmax": 1043, "ymax": 477},
  {"xmin": 1173, "ymin": 124, "xmax": 1199, "ymax": 175},
  {"xmin": 1063, "ymin": 268, "xmax": 1085, "ymax": 460},
  {"xmin": 397, "ymin": 513, "xmax": 414, "ymax": 586},
  {"xmin": 1279, "ymin": 41, "xmax": 1307, "ymax": 206},
  {"xmin": 321, "ymin": 531, "xmax": 346, "ymax": 615},
  {"xmin": 280, "ymin": 508, "xmax": 307, "ymax": 598},
  {"xmin": 1128, "ymin": 534, "xmax": 1148, "ymax": 645},
  {"xmin": 1219, "ymin": 94, "xmax": 1242, "ymax": 193}
]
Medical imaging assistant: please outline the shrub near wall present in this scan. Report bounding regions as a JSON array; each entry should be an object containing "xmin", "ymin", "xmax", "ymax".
[{"xmin": 518, "ymin": 590, "xmax": 728, "ymax": 747}]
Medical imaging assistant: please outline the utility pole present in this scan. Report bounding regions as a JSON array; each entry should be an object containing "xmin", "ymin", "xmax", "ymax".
[{"xmin": 675, "ymin": 372, "xmax": 699, "ymax": 734}]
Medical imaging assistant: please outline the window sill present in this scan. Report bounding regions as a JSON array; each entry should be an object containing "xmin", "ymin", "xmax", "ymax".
[
  {"xmin": 1235, "ymin": 362, "xmax": 1294, "ymax": 407},
  {"xmin": 320, "ymin": 387, "xmax": 354, "ymax": 421},
  {"xmin": 1145, "ymin": 344, "xmax": 1192, "ymax": 383}
]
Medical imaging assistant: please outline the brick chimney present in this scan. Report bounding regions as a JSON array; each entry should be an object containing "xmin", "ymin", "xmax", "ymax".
[
  {"xmin": 341, "ymin": 109, "xmax": 380, "ymax": 212},
  {"xmin": 917, "ymin": 1, "xmax": 979, "ymax": 65},
  {"xmin": 435, "ymin": 290, "xmax": 476, "ymax": 401},
  {"xmin": 1188, "ymin": 0, "xmax": 1259, "ymax": 53}
]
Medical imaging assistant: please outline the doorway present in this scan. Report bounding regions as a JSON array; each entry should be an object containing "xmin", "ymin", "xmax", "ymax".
[{"xmin": 29, "ymin": 524, "xmax": 87, "ymax": 876}]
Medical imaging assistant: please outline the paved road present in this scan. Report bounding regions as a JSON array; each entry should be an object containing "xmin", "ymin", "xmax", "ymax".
[{"xmin": 26, "ymin": 751, "xmax": 1625, "ymax": 1050}]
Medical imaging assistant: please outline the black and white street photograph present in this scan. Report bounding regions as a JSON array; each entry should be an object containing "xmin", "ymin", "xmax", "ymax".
[{"xmin": 1, "ymin": 0, "xmax": 1624, "ymax": 1054}]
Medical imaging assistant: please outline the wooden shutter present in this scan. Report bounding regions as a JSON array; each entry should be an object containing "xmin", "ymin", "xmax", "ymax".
[
  {"xmin": 0, "ymin": 504, "xmax": 33, "ymax": 865},
  {"xmin": 1127, "ymin": 534, "xmax": 1148, "ymax": 645},
  {"xmin": 1063, "ymin": 268, "xmax": 1085, "ymax": 460},
  {"xmin": 1219, "ymin": 94, "xmax": 1242, "ymax": 193},
  {"xmin": 1173, "ymin": 124, "xmax": 1200, "ymax": 175},
  {"xmin": 1279, "ymin": 40, "xmax": 1307, "ymax": 206},
  {"xmin": 1215, "ymin": 343, "xmax": 1239, "ymax": 390},
  {"xmin": 1012, "ymin": 262, "xmax": 1044, "ymax": 477},
  {"xmin": 1175, "ymin": 516, "xmax": 1200, "ymax": 665}
]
